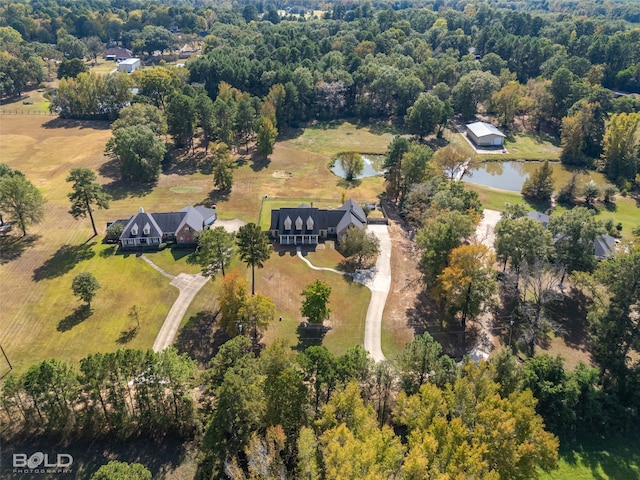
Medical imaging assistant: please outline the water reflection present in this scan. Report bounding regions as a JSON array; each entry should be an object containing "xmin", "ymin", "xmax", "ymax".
[
  {"xmin": 331, "ymin": 154, "xmax": 386, "ymax": 179},
  {"xmin": 464, "ymin": 161, "xmax": 608, "ymax": 192}
]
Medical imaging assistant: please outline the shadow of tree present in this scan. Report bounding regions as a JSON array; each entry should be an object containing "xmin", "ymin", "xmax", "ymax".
[
  {"xmin": 337, "ymin": 178, "xmax": 362, "ymax": 189},
  {"xmin": 174, "ymin": 310, "xmax": 229, "ymax": 367},
  {"xmin": 0, "ymin": 234, "xmax": 39, "ymax": 264},
  {"xmin": 546, "ymin": 287, "xmax": 590, "ymax": 352},
  {"xmin": 98, "ymin": 158, "xmax": 121, "ymax": 180},
  {"xmin": 103, "ymin": 179, "xmax": 155, "ymax": 201},
  {"xmin": 41, "ymin": 118, "xmax": 111, "ymax": 130},
  {"xmin": 295, "ymin": 322, "xmax": 331, "ymax": 352},
  {"xmin": 3, "ymin": 434, "xmax": 192, "ymax": 480},
  {"xmin": 58, "ymin": 304, "xmax": 91, "ymax": 331},
  {"xmin": 116, "ymin": 326, "xmax": 138, "ymax": 344},
  {"xmin": 250, "ymin": 152, "xmax": 271, "ymax": 172},
  {"xmin": 99, "ymin": 245, "xmax": 117, "ymax": 258},
  {"xmin": 33, "ymin": 242, "xmax": 96, "ymax": 281},
  {"xmin": 277, "ymin": 126, "xmax": 304, "ymax": 141},
  {"xmin": 406, "ymin": 289, "xmax": 470, "ymax": 358},
  {"xmin": 201, "ymin": 189, "xmax": 230, "ymax": 208}
]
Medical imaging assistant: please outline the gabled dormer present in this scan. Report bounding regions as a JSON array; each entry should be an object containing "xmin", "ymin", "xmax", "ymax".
[
  {"xmin": 284, "ymin": 216, "xmax": 292, "ymax": 230},
  {"xmin": 306, "ymin": 216, "xmax": 314, "ymax": 230},
  {"xmin": 295, "ymin": 216, "xmax": 303, "ymax": 230},
  {"xmin": 143, "ymin": 222, "xmax": 150, "ymax": 235},
  {"xmin": 131, "ymin": 224, "xmax": 139, "ymax": 236}
]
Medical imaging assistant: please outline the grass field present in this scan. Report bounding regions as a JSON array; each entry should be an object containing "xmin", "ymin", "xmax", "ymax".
[
  {"xmin": 288, "ymin": 121, "xmax": 396, "ymax": 156},
  {"xmin": 540, "ymin": 435, "xmax": 640, "ymax": 480},
  {"xmin": 467, "ymin": 182, "xmax": 639, "ymax": 240},
  {"xmin": 0, "ymin": 115, "xmax": 388, "ymax": 375},
  {"xmin": 449, "ymin": 129, "xmax": 562, "ymax": 161}
]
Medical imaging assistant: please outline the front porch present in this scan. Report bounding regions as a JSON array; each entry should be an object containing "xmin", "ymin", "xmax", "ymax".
[{"xmin": 279, "ymin": 234, "xmax": 319, "ymax": 245}]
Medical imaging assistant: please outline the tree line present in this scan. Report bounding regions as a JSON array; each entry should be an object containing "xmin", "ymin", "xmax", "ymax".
[{"xmin": 2, "ymin": 335, "xmax": 566, "ymax": 480}]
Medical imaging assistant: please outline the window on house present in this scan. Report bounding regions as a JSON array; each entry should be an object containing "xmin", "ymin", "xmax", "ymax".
[
  {"xmin": 143, "ymin": 222, "xmax": 150, "ymax": 235},
  {"xmin": 284, "ymin": 216, "xmax": 292, "ymax": 230},
  {"xmin": 131, "ymin": 224, "xmax": 138, "ymax": 236},
  {"xmin": 295, "ymin": 216, "xmax": 303, "ymax": 230},
  {"xmin": 306, "ymin": 216, "xmax": 314, "ymax": 230}
]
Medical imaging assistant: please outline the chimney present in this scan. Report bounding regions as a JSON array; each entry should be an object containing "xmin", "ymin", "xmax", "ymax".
[{"xmin": 139, "ymin": 207, "xmax": 144, "ymax": 213}]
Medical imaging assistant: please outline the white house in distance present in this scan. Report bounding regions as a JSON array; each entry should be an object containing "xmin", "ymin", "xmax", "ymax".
[
  {"xmin": 117, "ymin": 58, "xmax": 141, "ymax": 73},
  {"xmin": 466, "ymin": 121, "xmax": 506, "ymax": 147}
]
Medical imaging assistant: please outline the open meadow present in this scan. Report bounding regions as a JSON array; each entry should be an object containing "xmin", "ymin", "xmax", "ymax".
[{"xmin": 0, "ymin": 114, "xmax": 392, "ymax": 375}]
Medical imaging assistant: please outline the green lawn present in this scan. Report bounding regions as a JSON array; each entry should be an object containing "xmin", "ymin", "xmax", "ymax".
[
  {"xmin": 449, "ymin": 130, "xmax": 562, "ymax": 161},
  {"xmin": 540, "ymin": 436, "xmax": 640, "ymax": 480},
  {"xmin": 2, "ymin": 242, "xmax": 178, "ymax": 375},
  {"xmin": 259, "ymin": 251, "xmax": 370, "ymax": 356},
  {"xmin": 464, "ymin": 183, "xmax": 529, "ymax": 211},
  {"xmin": 288, "ymin": 121, "xmax": 396, "ymax": 156}
]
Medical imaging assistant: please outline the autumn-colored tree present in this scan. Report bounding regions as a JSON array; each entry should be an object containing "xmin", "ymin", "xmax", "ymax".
[
  {"xmin": 218, "ymin": 269, "xmax": 248, "ymax": 336},
  {"xmin": 238, "ymin": 293, "xmax": 276, "ymax": 348},
  {"xmin": 434, "ymin": 144, "xmax": 470, "ymax": 180},
  {"xmin": 317, "ymin": 382, "xmax": 405, "ymax": 480},
  {"xmin": 601, "ymin": 112, "xmax": 640, "ymax": 184},
  {"xmin": 394, "ymin": 362, "xmax": 558, "ymax": 480},
  {"xmin": 256, "ymin": 117, "xmax": 277, "ymax": 158},
  {"xmin": 436, "ymin": 244, "xmax": 497, "ymax": 338},
  {"xmin": 492, "ymin": 80, "xmax": 525, "ymax": 128}
]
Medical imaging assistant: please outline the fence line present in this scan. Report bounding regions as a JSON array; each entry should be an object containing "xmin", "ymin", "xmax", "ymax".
[{"xmin": 0, "ymin": 110, "xmax": 56, "ymax": 115}]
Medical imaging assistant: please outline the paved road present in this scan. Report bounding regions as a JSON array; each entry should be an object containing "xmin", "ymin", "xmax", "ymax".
[{"xmin": 140, "ymin": 255, "xmax": 210, "ymax": 352}]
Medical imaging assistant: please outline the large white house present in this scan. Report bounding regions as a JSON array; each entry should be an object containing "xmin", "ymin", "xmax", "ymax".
[{"xmin": 466, "ymin": 121, "xmax": 506, "ymax": 147}]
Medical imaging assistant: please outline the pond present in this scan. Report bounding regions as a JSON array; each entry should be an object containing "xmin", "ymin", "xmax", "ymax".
[
  {"xmin": 463, "ymin": 161, "xmax": 610, "ymax": 192},
  {"xmin": 330, "ymin": 154, "xmax": 385, "ymax": 179}
]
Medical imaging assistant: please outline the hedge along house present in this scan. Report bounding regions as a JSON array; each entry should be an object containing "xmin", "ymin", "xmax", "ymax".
[
  {"xmin": 466, "ymin": 121, "xmax": 506, "ymax": 147},
  {"xmin": 110, "ymin": 206, "xmax": 217, "ymax": 249},
  {"xmin": 269, "ymin": 199, "xmax": 367, "ymax": 246}
]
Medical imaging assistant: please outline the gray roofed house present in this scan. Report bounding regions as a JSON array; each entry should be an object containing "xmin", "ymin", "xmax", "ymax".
[
  {"xmin": 466, "ymin": 121, "xmax": 506, "ymax": 147},
  {"xmin": 526, "ymin": 210, "xmax": 618, "ymax": 261},
  {"xmin": 110, "ymin": 205, "xmax": 217, "ymax": 249},
  {"xmin": 269, "ymin": 199, "xmax": 367, "ymax": 246},
  {"xmin": 527, "ymin": 211, "xmax": 550, "ymax": 227},
  {"xmin": 104, "ymin": 46, "xmax": 133, "ymax": 61},
  {"xmin": 594, "ymin": 234, "xmax": 617, "ymax": 260}
]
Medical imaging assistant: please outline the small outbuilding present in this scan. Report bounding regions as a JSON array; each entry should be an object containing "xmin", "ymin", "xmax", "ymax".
[
  {"xmin": 466, "ymin": 121, "xmax": 506, "ymax": 147},
  {"xmin": 117, "ymin": 58, "xmax": 141, "ymax": 73}
]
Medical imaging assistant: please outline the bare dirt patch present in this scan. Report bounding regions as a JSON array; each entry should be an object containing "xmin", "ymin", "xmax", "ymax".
[
  {"xmin": 272, "ymin": 170, "xmax": 293, "ymax": 179},
  {"xmin": 380, "ymin": 201, "xmax": 421, "ymax": 359}
]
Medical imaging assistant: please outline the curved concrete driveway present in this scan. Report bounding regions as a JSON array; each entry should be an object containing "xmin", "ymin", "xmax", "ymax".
[
  {"xmin": 140, "ymin": 255, "xmax": 210, "ymax": 352},
  {"xmin": 360, "ymin": 225, "xmax": 391, "ymax": 362},
  {"xmin": 297, "ymin": 224, "xmax": 391, "ymax": 362}
]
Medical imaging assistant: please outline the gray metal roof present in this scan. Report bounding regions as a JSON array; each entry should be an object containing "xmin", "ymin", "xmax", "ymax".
[{"xmin": 466, "ymin": 121, "xmax": 506, "ymax": 138}]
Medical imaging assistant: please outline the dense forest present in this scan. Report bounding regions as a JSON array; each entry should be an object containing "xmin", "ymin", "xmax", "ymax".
[{"xmin": 2, "ymin": 0, "xmax": 640, "ymax": 478}]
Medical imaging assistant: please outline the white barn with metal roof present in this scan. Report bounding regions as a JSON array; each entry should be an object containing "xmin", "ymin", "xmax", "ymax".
[{"xmin": 466, "ymin": 121, "xmax": 506, "ymax": 147}]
